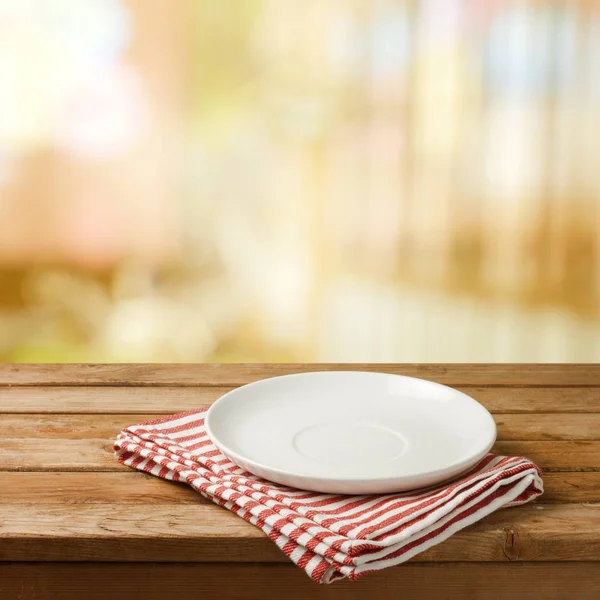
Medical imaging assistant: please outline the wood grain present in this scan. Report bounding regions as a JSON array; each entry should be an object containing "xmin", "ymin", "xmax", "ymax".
[
  {"xmin": 2, "ymin": 562, "xmax": 600, "ymax": 600},
  {"xmin": 0, "ymin": 414, "xmax": 131, "ymax": 471},
  {"xmin": 0, "ymin": 414, "xmax": 155, "ymax": 438},
  {"xmin": 0, "ymin": 439, "xmax": 581, "ymax": 472},
  {"xmin": 1, "ymin": 502, "xmax": 599, "ymax": 563},
  {"xmin": 0, "ymin": 363, "xmax": 598, "ymax": 386},
  {"xmin": 496, "ymin": 414, "xmax": 600, "ymax": 440},
  {"xmin": 493, "ymin": 441, "xmax": 600, "ymax": 471},
  {"xmin": 470, "ymin": 386, "xmax": 600, "ymax": 414},
  {"xmin": 0, "ymin": 386, "xmax": 231, "ymax": 413},
  {"xmin": 0, "ymin": 415, "xmax": 600, "ymax": 471},
  {"xmin": 0, "ymin": 472, "xmax": 204, "ymax": 504},
  {"xmin": 1, "ymin": 470, "xmax": 599, "ymax": 505},
  {"xmin": 0, "ymin": 439, "xmax": 125, "ymax": 471},
  {"xmin": 1, "ymin": 385, "xmax": 598, "ymax": 414},
  {"xmin": 22, "ymin": 437, "xmax": 584, "ymax": 473},
  {"xmin": 3, "ymin": 412, "xmax": 599, "ymax": 442},
  {"xmin": 1, "ymin": 414, "xmax": 598, "ymax": 471}
]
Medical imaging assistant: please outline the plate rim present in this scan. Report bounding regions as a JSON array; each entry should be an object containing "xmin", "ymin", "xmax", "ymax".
[{"xmin": 205, "ymin": 370, "xmax": 497, "ymax": 487}]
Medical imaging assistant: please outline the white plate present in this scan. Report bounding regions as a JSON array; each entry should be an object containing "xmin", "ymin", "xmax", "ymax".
[{"xmin": 205, "ymin": 371, "xmax": 496, "ymax": 494}]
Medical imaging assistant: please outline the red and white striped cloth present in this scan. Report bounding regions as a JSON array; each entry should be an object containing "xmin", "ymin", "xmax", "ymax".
[{"xmin": 115, "ymin": 408, "xmax": 543, "ymax": 583}]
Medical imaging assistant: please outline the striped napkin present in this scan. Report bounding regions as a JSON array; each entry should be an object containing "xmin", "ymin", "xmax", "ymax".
[{"xmin": 114, "ymin": 408, "xmax": 543, "ymax": 583}]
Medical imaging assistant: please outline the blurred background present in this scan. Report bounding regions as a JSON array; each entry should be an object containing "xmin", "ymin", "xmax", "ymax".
[{"xmin": 0, "ymin": 0, "xmax": 599, "ymax": 363}]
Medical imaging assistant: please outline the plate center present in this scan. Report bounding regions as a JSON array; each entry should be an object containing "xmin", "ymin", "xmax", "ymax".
[{"xmin": 292, "ymin": 421, "xmax": 408, "ymax": 466}]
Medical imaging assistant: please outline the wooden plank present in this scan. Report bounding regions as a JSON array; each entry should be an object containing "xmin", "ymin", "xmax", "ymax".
[
  {"xmin": 0, "ymin": 472, "xmax": 204, "ymax": 504},
  {"xmin": 496, "ymin": 414, "xmax": 600, "ymax": 441},
  {"xmin": 0, "ymin": 502, "xmax": 599, "ymax": 563},
  {"xmin": 470, "ymin": 386, "xmax": 600, "ymax": 413},
  {"xmin": 0, "ymin": 439, "xmax": 594, "ymax": 472},
  {"xmin": 0, "ymin": 414, "xmax": 141, "ymax": 471},
  {"xmin": 0, "ymin": 415, "xmax": 130, "ymax": 471},
  {"xmin": 542, "ymin": 472, "xmax": 600, "ymax": 502},
  {"xmin": 0, "ymin": 414, "xmax": 154, "ymax": 439},
  {"xmin": 493, "ymin": 441, "xmax": 600, "ymax": 471},
  {"xmin": 0, "ymin": 439, "xmax": 127, "ymax": 471},
  {"xmin": 1, "ymin": 385, "xmax": 599, "ymax": 414},
  {"xmin": 2, "ymin": 562, "xmax": 600, "ymax": 600},
  {"xmin": 1, "ymin": 471, "xmax": 599, "ymax": 505},
  {"xmin": 1, "ymin": 415, "xmax": 598, "ymax": 471},
  {"xmin": 0, "ymin": 386, "xmax": 231, "ymax": 413},
  {"xmin": 3, "ymin": 413, "xmax": 600, "ymax": 443},
  {"xmin": 0, "ymin": 363, "xmax": 598, "ymax": 387}
]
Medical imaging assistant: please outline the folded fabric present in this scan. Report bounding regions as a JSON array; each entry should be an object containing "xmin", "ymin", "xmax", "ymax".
[{"xmin": 114, "ymin": 408, "xmax": 543, "ymax": 583}]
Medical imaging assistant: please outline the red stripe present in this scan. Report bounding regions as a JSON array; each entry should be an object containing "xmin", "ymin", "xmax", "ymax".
[
  {"xmin": 117, "ymin": 450, "xmax": 134, "ymax": 463},
  {"xmin": 181, "ymin": 438, "xmax": 214, "ymax": 450},
  {"xmin": 154, "ymin": 417, "xmax": 205, "ymax": 435},
  {"xmin": 297, "ymin": 550, "xmax": 315, "ymax": 570},
  {"xmin": 130, "ymin": 453, "xmax": 147, "ymax": 469},
  {"xmin": 310, "ymin": 557, "xmax": 333, "ymax": 582},
  {"xmin": 281, "ymin": 539, "xmax": 297, "ymax": 557},
  {"xmin": 157, "ymin": 465, "xmax": 170, "ymax": 478}
]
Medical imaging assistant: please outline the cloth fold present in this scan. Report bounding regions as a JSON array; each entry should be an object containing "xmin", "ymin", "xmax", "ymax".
[{"xmin": 114, "ymin": 408, "xmax": 543, "ymax": 583}]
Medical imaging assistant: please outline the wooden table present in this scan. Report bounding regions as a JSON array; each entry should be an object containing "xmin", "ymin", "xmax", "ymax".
[{"xmin": 1, "ymin": 364, "xmax": 599, "ymax": 600}]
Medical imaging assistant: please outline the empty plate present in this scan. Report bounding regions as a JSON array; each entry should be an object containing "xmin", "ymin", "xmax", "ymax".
[{"xmin": 205, "ymin": 371, "xmax": 496, "ymax": 494}]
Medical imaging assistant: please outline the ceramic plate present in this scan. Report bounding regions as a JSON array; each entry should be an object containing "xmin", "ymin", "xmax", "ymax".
[{"xmin": 205, "ymin": 371, "xmax": 496, "ymax": 494}]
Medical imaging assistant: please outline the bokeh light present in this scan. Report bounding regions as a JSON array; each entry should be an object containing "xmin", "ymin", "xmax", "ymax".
[{"xmin": 0, "ymin": 0, "xmax": 598, "ymax": 362}]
